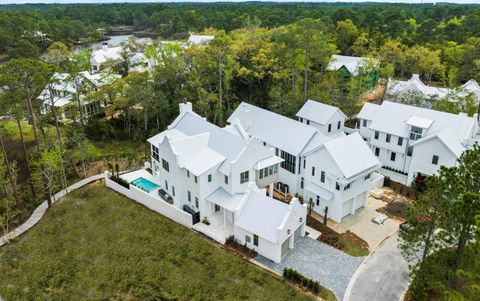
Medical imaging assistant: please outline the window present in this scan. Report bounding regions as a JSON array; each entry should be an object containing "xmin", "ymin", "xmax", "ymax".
[
  {"xmin": 364, "ymin": 173, "xmax": 371, "ymax": 180},
  {"xmin": 344, "ymin": 183, "xmax": 351, "ymax": 191},
  {"xmin": 259, "ymin": 169, "xmax": 264, "ymax": 179},
  {"xmin": 301, "ymin": 177, "xmax": 304, "ymax": 189},
  {"xmin": 188, "ymin": 191, "xmax": 191, "ymax": 202},
  {"xmin": 398, "ymin": 137, "xmax": 403, "ymax": 146},
  {"xmin": 311, "ymin": 166, "xmax": 315, "ymax": 176},
  {"xmin": 320, "ymin": 171, "xmax": 325, "ymax": 183},
  {"xmin": 152, "ymin": 145, "xmax": 159, "ymax": 161},
  {"xmin": 208, "ymin": 174, "xmax": 212, "ymax": 182},
  {"xmin": 410, "ymin": 126, "xmax": 423, "ymax": 141},
  {"xmin": 390, "ymin": 152, "xmax": 396, "ymax": 161},
  {"xmin": 306, "ymin": 120, "xmax": 310, "ymax": 125},
  {"xmin": 215, "ymin": 204, "xmax": 220, "ymax": 212},
  {"xmin": 407, "ymin": 146, "xmax": 413, "ymax": 157},
  {"xmin": 303, "ymin": 158, "xmax": 306, "ymax": 169},
  {"xmin": 224, "ymin": 175, "xmax": 228, "ymax": 184},
  {"xmin": 195, "ymin": 197, "xmax": 199, "ymax": 208},
  {"xmin": 374, "ymin": 131, "xmax": 379, "ymax": 139},
  {"xmin": 316, "ymin": 195, "xmax": 320, "ymax": 206},
  {"xmin": 194, "ymin": 176, "xmax": 198, "ymax": 183},
  {"xmin": 335, "ymin": 182, "xmax": 340, "ymax": 191},
  {"xmin": 187, "ymin": 170, "xmax": 190, "ymax": 177},
  {"xmin": 240, "ymin": 171, "xmax": 249, "ymax": 184},
  {"xmin": 280, "ymin": 150, "xmax": 296, "ymax": 174},
  {"xmin": 273, "ymin": 164, "xmax": 278, "ymax": 173},
  {"xmin": 432, "ymin": 155, "xmax": 439, "ymax": 165},
  {"xmin": 328, "ymin": 124, "xmax": 332, "ymax": 132},
  {"xmin": 172, "ymin": 186, "xmax": 175, "ymax": 196},
  {"xmin": 245, "ymin": 235, "xmax": 251, "ymax": 243},
  {"xmin": 375, "ymin": 147, "xmax": 380, "ymax": 157},
  {"xmin": 162, "ymin": 159, "xmax": 169, "ymax": 172},
  {"xmin": 362, "ymin": 119, "xmax": 367, "ymax": 127},
  {"xmin": 263, "ymin": 141, "xmax": 266, "ymax": 146},
  {"xmin": 165, "ymin": 180, "xmax": 168, "ymax": 190},
  {"xmin": 386, "ymin": 134, "xmax": 391, "ymax": 143},
  {"xmin": 253, "ymin": 234, "xmax": 259, "ymax": 246},
  {"xmin": 299, "ymin": 118, "xmax": 303, "ymax": 123},
  {"xmin": 337, "ymin": 121, "xmax": 341, "ymax": 129}
]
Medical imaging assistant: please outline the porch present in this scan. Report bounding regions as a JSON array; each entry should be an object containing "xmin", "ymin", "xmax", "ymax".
[{"xmin": 192, "ymin": 212, "xmax": 234, "ymax": 244}]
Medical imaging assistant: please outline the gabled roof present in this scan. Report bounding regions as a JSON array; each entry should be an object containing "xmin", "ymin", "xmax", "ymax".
[
  {"xmin": 411, "ymin": 126, "xmax": 466, "ymax": 158},
  {"xmin": 387, "ymin": 74, "xmax": 450, "ymax": 99},
  {"xmin": 91, "ymin": 46, "xmax": 123, "ymax": 65},
  {"xmin": 367, "ymin": 101, "xmax": 478, "ymax": 142},
  {"xmin": 228, "ymin": 102, "xmax": 326, "ymax": 156},
  {"xmin": 327, "ymin": 55, "xmax": 377, "ymax": 76},
  {"xmin": 235, "ymin": 190, "xmax": 293, "ymax": 244},
  {"xmin": 188, "ymin": 34, "xmax": 215, "ymax": 45},
  {"xmin": 296, "ymin": 99, "xmax": 347, "ymax": 125},
  {"xmin": 206, "ymin": 187, "xmax": 244, "ymax": 212},
  {"xmin": 357, "ymin": 102, "xmax": 380, "ymax": 121},
  {"xmin": 323, "ymin": 132, "xmax": 380, "ymax": 179}
]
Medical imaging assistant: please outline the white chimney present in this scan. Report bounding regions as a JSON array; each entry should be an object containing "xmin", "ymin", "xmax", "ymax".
[{"xmin": 179, "ymin": 102, "xmax": 193, "ymax": 115}]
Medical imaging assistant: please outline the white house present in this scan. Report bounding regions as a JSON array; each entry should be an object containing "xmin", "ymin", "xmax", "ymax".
[
  {"xmin": 385, "ymin": 74, "xmax": 480, "ymax": 108},
  {"xmin": 187, "ymin": 34, "xmax": 215, "ymax": 45},
  {"xmin": 326, "ymin": 54, "xmax": 378, "ymax": 76},
  {"xmin": 296, "ymin": 99, "xmax": 347, "ymax": 135},
  {"xmin": 90, "ymin": 43, "xmax": 148, "ymax": 74},
  {"xmin": 228, "ymin": 102, "xmax": 380, "ymax": 222},
  {"xmin": 357, "ymin": 101, "xmax": 480, "ymax": 185},
  {"xmin": 146, "ymin": 102, "xmax": 307, "ymax": 262}
]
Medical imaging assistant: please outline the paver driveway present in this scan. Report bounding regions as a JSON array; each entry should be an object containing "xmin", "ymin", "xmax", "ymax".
[{"xmin": 256, "ymin": 237, "xmax": 364, "ymax": 300}]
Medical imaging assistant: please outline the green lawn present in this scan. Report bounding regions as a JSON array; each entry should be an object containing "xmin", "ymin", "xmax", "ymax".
[{"xmin": 0, "ymin": 183, "xmax": 313, "ymax": 301}]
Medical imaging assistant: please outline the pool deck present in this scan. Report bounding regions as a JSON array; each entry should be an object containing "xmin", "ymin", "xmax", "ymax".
[{"xmin": 120, "ymin": 169, "xmax": 161, "ymax": 186}]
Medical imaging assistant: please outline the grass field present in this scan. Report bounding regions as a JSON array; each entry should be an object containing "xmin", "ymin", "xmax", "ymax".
[{"xmin": 0, "ymin": 182, "xmax": 314, "ymax": 301}]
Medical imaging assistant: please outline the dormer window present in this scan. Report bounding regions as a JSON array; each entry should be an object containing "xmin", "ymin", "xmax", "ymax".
[{"xmin": 410, "ymin": 126, "xmax": 423, "ymax": 141}]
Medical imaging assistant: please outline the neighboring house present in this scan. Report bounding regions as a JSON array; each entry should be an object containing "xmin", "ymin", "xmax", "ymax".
[
  {"xmin": 39, "ymin": 71, "xmax": 120, "ymax": 120},
  {"xmin": 326, "ymin": 54, "xmax": 379, "ymax": 89},
  {"xmin": 357, "ymin": 101, "xmax": 480, "ymax": 185},
  {"xmin": 385, "ymin": 74, "xmax": 480, "ymax": 108},
  {"xmin": 147, "ymin": 102, "xmax": 307, "ymax": 262},
  {"xmin": 296, "ymin": 99, "xmax": 347, "ymax": 135},
  {"xmin": 90, "ymin": 43, "xmax": 148, "ymax": 74},
  {"xmin": 228, "ymin": 102, "xmax": 380, "ymax": 222},
  {"xmin": 187, "ymin": 34, "xmax": 215, "ymax": 45}
]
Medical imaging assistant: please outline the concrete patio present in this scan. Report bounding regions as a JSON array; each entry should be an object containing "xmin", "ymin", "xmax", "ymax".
[{"xmin": 192, "ymin": 213, "xmax": 234, "ymax": 244}]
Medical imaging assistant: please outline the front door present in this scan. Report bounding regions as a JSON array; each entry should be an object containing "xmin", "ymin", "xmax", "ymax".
[{"xmin": 214, "ymin": 204, "xmax": 221, "ymax": 212}]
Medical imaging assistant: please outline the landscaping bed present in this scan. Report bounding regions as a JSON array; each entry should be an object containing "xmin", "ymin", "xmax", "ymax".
[
  {"xmin": 307, "ymin": 215, "xmax": 369, "ymax": 257},
  {"xmin": 0, "ymin": 185, "xmax": 313, "ymax": 301}
]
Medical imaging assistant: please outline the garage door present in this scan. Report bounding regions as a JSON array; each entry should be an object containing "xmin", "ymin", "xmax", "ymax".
[
  {"xmin": 294, "ymin": 226, "xmax": 301, "ymax": 243},
  {"xmin": 354, "ymin": 192, "xmax": 367, "ymax": 211},
  {"xmin": 342, "ymin": 198, "xmax": 354, "ymax": 218},
  {"xmin": 281, "ymin": 237, "xmax": 290, "ymax": 258}
]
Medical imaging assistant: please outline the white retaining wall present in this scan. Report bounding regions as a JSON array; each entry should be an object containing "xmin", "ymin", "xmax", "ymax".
[
  {"xmin": 371, "ymin": 172, "xmax": 385, "ymax": 189},
  {"xmin": 105, "ymin": 174, "xmax": 193, "ymax": 228}
]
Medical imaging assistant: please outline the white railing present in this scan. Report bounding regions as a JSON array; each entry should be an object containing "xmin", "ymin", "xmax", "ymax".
[{"xmin": 105, "ymin": 173, "xmax": 193, "ymax": 228}]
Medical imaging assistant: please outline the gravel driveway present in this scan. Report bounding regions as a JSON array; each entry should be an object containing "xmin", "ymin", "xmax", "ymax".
[{"xmin": 256, "ymin": 237, "xmax": 364, "ymax": 300}]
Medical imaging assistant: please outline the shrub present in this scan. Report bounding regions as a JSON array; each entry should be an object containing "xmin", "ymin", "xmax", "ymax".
[
  {"xmin": 202, "ymin": 217, "xmax": 210, "ymax": 225},
  {"xmin": 283, "ymin": 268, "xmax": 321, "ymax": 295}
]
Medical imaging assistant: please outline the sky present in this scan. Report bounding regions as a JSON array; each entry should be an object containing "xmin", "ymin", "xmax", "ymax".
[{"xmin": 1, "ymin": 0, "xmax": 479, "ymax": 4}]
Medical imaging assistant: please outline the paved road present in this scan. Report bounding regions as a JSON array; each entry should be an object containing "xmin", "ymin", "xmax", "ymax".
[
  {"xmin": 346, "ymin": 232, "xmax": 410, "ymax": 301},
  {"xmin": 256, "ymin": 237, "xmax": 364, "ymax": 301}
]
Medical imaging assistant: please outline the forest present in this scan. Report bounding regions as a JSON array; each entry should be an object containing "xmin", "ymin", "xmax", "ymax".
[{"xmin": 0, "ymin": 3, "xmax": 479, "ymax": 301}]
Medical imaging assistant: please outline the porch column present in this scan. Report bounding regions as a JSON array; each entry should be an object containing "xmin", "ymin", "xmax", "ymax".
[
  {"xmin": 269, "ymin": 184, "xmax": 273, "ymax": 198},
  {"xmin": 289, "ymin": 233, "xmax": 294, "ymax": 249},
  {"xmin": 223, "ymin": 209, "xmax": 227, "ymax": 226}
]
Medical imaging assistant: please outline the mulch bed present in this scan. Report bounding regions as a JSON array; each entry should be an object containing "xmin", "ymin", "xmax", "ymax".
[{"xmin": 377, "ymin": 197, "xmax": 409, "ymax": 221}]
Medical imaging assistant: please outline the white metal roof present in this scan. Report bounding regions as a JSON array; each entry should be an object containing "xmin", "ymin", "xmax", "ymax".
[
  {"xmin": 327, "ymin": 55, "xmax": 377, "ymax": 76},
  {"xmin": 406, "ymin": 116, "xmax": 434, "ymax": 129},
  {"xmin": 228, "ymin": 102, "xmax": 322, "ymax": 156},
  {"xmin": 206, "ymin": 188, "xmax": 244, "ymax": 212},
  {"xmin": 188, "ymin": 34, "xmax": 215, "ymax": 44},
  {"xmin": 235, "ymin": 190, "xmax": 291, "ymax": 243},
  {"xmin": 305, "ymin": 182, "xmax": 334, "ymax": 201},
  {"xmin": 255, "ymin": 156, "xmax": 283, "ymax": 170},
  {"xmin": 324, "ymin": 132, "xmax": 380, "ymax": 179},
  {"xmin": 296, "ymin": 99, "xmax": 347, "ymax": 125},
  {"xmin": 411, "ymin": 126, "xmax": 466, "ymax": 158},
  {"xmin": 357, "ymin": 102, "xmax": 380, "ymax": 121}
]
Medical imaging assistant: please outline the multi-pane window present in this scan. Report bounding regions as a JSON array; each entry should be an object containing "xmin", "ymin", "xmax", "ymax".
[
  {"xmin": 407, "ymin": 146, "xmax": 413, "ymax": 157},
  {"xmin": 320, "ymin": 171, "xmax": 325, "ymax": 183},
  {"xmin": 306, "ymin": 120, "xmax": 310, "ymax": 125},
  {"xmin": 432, "ymin": 155, "xmax": 439, "ymax": 165},
  {"xmin": 362, "ymin": 119, "xmax": 367, "ymax": 127},
  {"xmin": 253, "ymin": 234, "xmax": 259, "ymax": 246},
  {"xmin": 280, "ymin": 150, "xmax": 296, "ymax": 174},
  {"xmin": 364, "ymin": 173, "xmax": 371, "ymax": 180},
  {"xmin": 172, "ymin": 186, "xmax": 175, "ymax": 196},
  {"xmin": 208, "ymin": 174, "xmax": 212, "ymax": 182},
  {"xmin": 390, "ymin": 152, "xmax": 396, "ymax": 161},
  {"xmin": 398, "ymin": 137, "xmax": 403, "ymax": 146},
  {"xmin": 194, "ymin": 176, "xmax": 198, "ymax": 183},
  {"xmin": 344, "ymin": 183, "xmax": 351, "ymax": 191},
  {"xmin": 240, "ymin": 171, "xmax": 249, "ymax": 184},
  {"xmin": 303, "ymin": 158, "xmax": 306, "ymax": 169},
  {"xmin": 162, "ymin": 159, "xmax": 169, "ymax": 172},
  {"xmin": 316, "ymin": 195, "xmax": 320, "ymax": 206},
  {"xmin": 195, "ymin": 197, "xmax": 199, "ymax": 208},
  {"xmin": 224, "ymin": 175, "xmax": 228, "ymax": 184},
  {"xmin": 328, "ymin": 124, "xmax": 332, "ymax": 132},
  {"xmin": 152, "ymin": 145, "xmax": 159, "ymax": 161},
  {"xmin": 375, "ymin": 147, "xmax": 380, "ymax": 156},
  {"xmin": 386, "ymin": 134, "xmax": 391, "ymax": 143},
  {"xmin": 410, "ymin": 126, "xmax": 423, "ymax": 140},
  {"xmin": 337, "ymin": 121, "xmax": 341, "ymax": 129},
  {"xmin": 187, "ymin": 170, "xmax": 190, "ymax": 177},
  {"xmin": 335, "ymin": 182, "xmax": 340, "ymax": 191},
  {"xmin": 312, "ymin": 166, "xmax": 315, "ymax": 176},
  {"xmin": 374, "ymin": 131, "xmax": 379, "ymax": 139},
  {"xmin": 165, "ymin": 180, "xmax": 168, "ymax": 190},
  {"xmin": 188, "ymin": 190, "xmax": 191, "ymax": 202},
  {"xmin": 301, "ymin": 177, "xmax": 304, "ymax": 189}
]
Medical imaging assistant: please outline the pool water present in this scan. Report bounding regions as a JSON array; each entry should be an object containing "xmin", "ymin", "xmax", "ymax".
[{"xmin": 132, "ymin": 177, "xmax": 160, "ymax": 193}]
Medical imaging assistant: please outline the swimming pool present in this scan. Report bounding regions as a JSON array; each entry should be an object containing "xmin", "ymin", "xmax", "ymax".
[{"xmin": 131, "ymin": 177, "xmax": 160, "ymax": 193}]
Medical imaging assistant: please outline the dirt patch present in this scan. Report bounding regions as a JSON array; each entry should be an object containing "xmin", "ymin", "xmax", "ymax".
[{"xmin": 378, "ymin": 187, "xmax": 411, "ymax": 220}]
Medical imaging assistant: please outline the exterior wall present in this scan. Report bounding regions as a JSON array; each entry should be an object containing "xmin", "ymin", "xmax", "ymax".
[
  {"xmin": 369, "ymin": 131, "xmax": 410, "ymax": 173},
  {"xmin": 105, "ymin": 175, "xmax": 193, "ymax": 228},
  {"xmin": 300, "ymin": 111, "xmax": 345, "ymax": 136},
  {"xmin": 358, "ymin": 119, "xmax": 374, "ymax": 141},
  {"xmin": 371, "ymin": 172, "xmax": 385, "ymax": 189},
  {"xmin": 234, "ymin": 226, "xmax": 283, "ymax": 263},
  {"xmin": 407, "ymin": 138, "xmax": 458, "ymax": 184}
]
